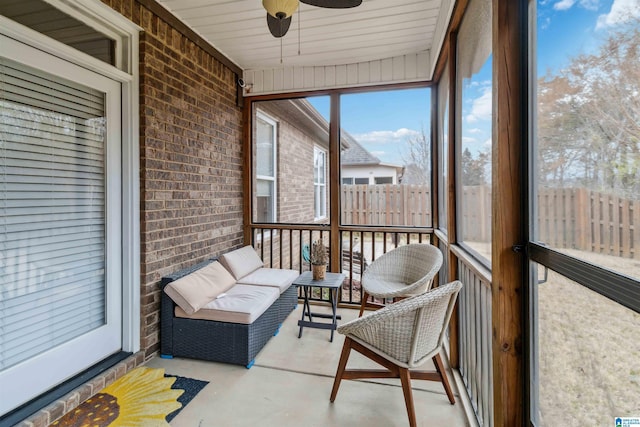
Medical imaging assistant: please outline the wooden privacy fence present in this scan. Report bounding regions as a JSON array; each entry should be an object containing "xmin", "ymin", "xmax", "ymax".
[
  {"xmin": 342, "ymin": 184, "xmax": 640, "ymax": 260},
  {"xmin": 341, "ymin": 184, "xmax": 431, "ymax": 226},
  {"xmin": 538, "ymin": 187, "xmax": 640, "ymax": 259},
  {"xmin": 461, "ymin": 186, "xmax": 640, "ymax": 260}
]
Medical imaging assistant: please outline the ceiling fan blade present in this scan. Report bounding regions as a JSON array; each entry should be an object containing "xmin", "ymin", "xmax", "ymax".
[
  {"xmin": 266, "ymin": 13, "xmax": 292, "ymax": 38},
  {"xmin": 300, "ymin": 0, "xmax": 362, "ymax": 8}
]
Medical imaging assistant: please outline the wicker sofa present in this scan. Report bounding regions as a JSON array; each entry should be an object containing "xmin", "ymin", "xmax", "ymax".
[{"xmin": 160, "ymin": 246, "xmax": 299, "ymax": 368}]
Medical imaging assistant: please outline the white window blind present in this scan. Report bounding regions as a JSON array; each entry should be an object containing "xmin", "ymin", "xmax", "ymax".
[
  {"xmin": 314, "ymin": 147, "xmax": 327, "ymax": 219},
  {"xmin": 0, "ymin": 58, "xmax": 107, "ymax": 371},
  {"xmin": 255, "ymin": 112, "xmax": 277, "ymax": 223}
]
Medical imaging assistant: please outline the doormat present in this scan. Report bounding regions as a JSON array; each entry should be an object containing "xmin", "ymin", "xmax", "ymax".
[{"xmin": 51, "ymin": 367, "xmax": 209, "ymax": 426}]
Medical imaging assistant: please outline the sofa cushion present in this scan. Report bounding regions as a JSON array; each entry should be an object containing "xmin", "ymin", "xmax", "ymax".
[
  {"xmin": 174, "ymin": 284, "xmax": 279, "ymax": 324},
  {"xmin": 164, "ymin": 261, "xmax": 236, "ymax": 315},
  {"xmin": 236, "ymin": 268, "xmax": 299, "ymax": 293},
  {"xmin": 219, "ymin": 245, "xmax": 264, "ymax": 280}
]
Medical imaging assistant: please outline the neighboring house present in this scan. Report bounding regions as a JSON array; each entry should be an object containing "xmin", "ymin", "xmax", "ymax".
[
  {"xmin": 252, "ymin": 99, "xmax": 331, "ymax": 225},
  {"xmin": 340, "ymin": 132, "xmax": 404, "ymax": 185}
]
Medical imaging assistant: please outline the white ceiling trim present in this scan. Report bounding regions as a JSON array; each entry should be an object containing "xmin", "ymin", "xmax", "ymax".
[{"xmin": 243, "ymin": 52, "xmax": 430, "ymax": 96}]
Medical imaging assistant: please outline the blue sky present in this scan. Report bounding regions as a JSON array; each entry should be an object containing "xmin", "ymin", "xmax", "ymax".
[{"xmin": 310, "ymin": 0, "xmax": 639, "ymax": 165}]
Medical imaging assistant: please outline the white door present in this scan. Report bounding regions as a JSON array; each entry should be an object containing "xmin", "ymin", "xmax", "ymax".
[{"xmin": 0, "ymin": 34, "xmax": 122, "ymax": 415}]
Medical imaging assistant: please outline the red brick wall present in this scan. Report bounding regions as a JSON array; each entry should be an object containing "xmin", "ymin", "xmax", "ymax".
[
  {"xmin": 277, "ymin": 118, "xmax": 321, "ymax": 223},
  {"xmin": 101, "ymin": 0, "xmax": 244, "ymax": 358}
]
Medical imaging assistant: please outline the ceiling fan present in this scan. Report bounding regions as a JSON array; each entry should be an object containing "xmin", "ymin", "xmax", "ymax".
[{"xmin": 262, "ymin": 0, "xmax": 362, "ymax": 38}]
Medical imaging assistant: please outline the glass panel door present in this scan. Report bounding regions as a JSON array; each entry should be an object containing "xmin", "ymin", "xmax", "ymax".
[{"xmin": 0, "ymin": 35, "xmax": 122, "ymax": 415}]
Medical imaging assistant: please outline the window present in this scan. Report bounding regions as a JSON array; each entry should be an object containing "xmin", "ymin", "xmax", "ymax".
[
  {"xmin": 531, "ymin": 3, "xmax": 640, "ymax": 425},
  {"xmin": 438, "ymin": 63, "xmax": 450, "ymax": 233},
  {"xmin": 374, "ymin": 176, "xmax": 393, "ymax": 184},
  {"xmin": 340, "ymin": 88, "xmax": 432, "ymax": 227},
  {"xmin": 255, "ymin": 112, "xmax": 277, "ymax": 223},
  {"xmin": 0, "ymin": 0, "xmax": 116, "ymax": 66},
  {"xmin": 314, "ymin": 147, "xmax": 327, "ymax": 219},
  {"xmin": 342, "ymin": 177, "xmax": 354, "ymax": 185},
  {"xmin": 456, "ymin": 0, "xmax": 492, "ymax": 264},
  {"xmin": 251, "ymin": 97, "xmax": 330, "ymax": 226}
]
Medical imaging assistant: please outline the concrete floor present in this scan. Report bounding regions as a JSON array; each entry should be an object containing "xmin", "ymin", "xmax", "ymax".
[{"xmin": 147, "ymin": 304, "xmax": 470, "ymax": 427}]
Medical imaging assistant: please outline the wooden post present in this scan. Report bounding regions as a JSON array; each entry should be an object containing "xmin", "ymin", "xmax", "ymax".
[
  {"xmin": 620, "ymin": 197, "xmax": 630, "ymax": 258},
  {"xmin": 574, "ymin": 188, "xmax": 589, "ymax": 251},
  {"xmin": 242, "ymin": 99, "xmax": 252, "ymax": 245},
  {"xmin": 329, "ymin": 93, "xmax": 341, "ymax": 272},
  {"xmin": 492, "ymin": 0, "xmax": 527, "ymax": 426},
  {"xmin": 633, "ymin": 200, "xmax": 640, "ymax": 260},
  {"xmin": 447, "ymin": 31, "xmax": 460, "ymax": 368}
]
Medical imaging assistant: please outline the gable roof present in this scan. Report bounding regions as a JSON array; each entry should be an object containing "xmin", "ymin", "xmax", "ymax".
[{"xmin": 341, "ymin": 132, "xmax": 381, "ymax": 166}]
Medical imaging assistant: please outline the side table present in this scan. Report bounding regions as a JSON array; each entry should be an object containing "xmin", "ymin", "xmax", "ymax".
[{"xmin": 293, "ymin": 271, "xmax": 346, "ymax": 342}]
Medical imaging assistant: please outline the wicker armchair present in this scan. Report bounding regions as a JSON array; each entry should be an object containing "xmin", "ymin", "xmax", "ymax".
[
  {"xmin": 330, "ymin": 281, "xmax": 462, "ymax": 427},
  {"xmin": 359, "ymin": 243, "xmax": 443, "ymax": 316}
]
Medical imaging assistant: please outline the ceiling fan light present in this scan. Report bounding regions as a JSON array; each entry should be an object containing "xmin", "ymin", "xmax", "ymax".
[{"xmin": 262, "ymin": 0, "xmax": 299, "ymax": 19}]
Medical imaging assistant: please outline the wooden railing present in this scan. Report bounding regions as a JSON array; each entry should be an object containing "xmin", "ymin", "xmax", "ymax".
[
  {"xmin": 453, "ymin": 245, "xmax": 494, "ymax": 427},
  {"xmin": 249, "ymin": 224, "xmax": 433, "ymax": 305}
]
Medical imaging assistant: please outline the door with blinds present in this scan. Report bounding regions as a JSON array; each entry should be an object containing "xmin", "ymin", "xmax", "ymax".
[{"xmin": 0, "ymin": 35, "xmax": 122, "ymax": 415}]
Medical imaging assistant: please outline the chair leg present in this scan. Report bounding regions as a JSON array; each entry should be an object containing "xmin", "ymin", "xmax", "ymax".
[
  {"xmin": 330, "ymin": 337, "xmax": 353, "ymax": 402},
  {"xmin": 358, "ymin": 291, "xmax": 369, "ymax": 317},
  {"xmin": 399, "ymin": 367, "xmax": 417, "ymax": 427},
  {"xmin": 433, "ymin": 353, "xmax": 455, "ymax": 404}
]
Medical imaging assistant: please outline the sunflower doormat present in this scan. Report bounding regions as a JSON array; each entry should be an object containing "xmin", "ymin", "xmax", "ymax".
[{"xmin": 51, "ymin": 367, "xmax": 208, "ymax": 427}]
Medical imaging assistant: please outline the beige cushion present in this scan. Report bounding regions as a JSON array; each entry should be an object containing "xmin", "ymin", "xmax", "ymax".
[
  {"xmin": 164, "ymin": 261, "xmax": 236, "ymax": 315},
  {"xmin": 174, "ymin": 284, "xmax": 279, "ymax": 324},
  {"xmin": 237, "ymin": 268, "xmax": 299, "ymax": 293},
  {"xmin": 219, "ymin": 246, "xmax": 264, "ymax": 280}
]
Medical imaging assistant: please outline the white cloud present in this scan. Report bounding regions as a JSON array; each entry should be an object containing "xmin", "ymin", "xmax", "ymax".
[
  {"xmin": 554, "ymin": 0, "xmax": 576, "ymax": 10},
  {"xmin": 596, "ymin": 0, "xmax": 640, "ymax": 29},
  {"xmin": 553, "ymin": 0, "xmax": 600, "ymax": 10},
  {"xmin": 462, "ymin": 136, "xmax": 477, "ymax": 144},
  {"xmin": 468, "ymin": 128, "xmax": 483, "ymax": 134},
  {"xmin": 352, "ymin": 128, "xmax": 421, "ymax": 145},
  {"xmin": 370, "ymin": 150, "xmax": 386, "ymax": 157},
  {"xmin": 466, "ymin": 89, "xmax": 492, "ymax": 123},
  {"xmin": 554, "ymin": 0, "xmax": 600, "ymax": 10}
]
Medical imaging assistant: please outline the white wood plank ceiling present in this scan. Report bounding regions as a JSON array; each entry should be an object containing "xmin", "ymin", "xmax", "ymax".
[{"xmin": 157, "ymin": 0, "xmax": 453, "ymax": 91}]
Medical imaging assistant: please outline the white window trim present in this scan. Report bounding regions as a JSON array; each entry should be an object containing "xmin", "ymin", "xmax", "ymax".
[
  {"xmin": 314, "ymin": 146, "xmax": 328, "ymax": 221},
  {"xmin": 0, "ymin": 0, "xmax": 142, "ymax": 354},
  {"xmin": 255, "ymin": 111, "xmax": 278, "ymax": 224}
]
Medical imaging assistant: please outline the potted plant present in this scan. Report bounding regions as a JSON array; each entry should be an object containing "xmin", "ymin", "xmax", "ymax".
[{"xmin": 310, "ymin": 239, "xmax": 327, "ymax": 281}]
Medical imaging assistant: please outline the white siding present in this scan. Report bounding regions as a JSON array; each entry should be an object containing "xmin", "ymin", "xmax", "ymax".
[{"xmin": 243, "ymin": 53, "xmax": 431, "ymax": 96}]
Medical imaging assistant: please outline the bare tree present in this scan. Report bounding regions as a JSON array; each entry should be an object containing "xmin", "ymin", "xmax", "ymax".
[
  {"xmin": 461, "ymin": 147, "xmax": 489, "ymax": 185},
  {"xmin": 537, "ymin": 20, "xmax": 640, "ymax": 199},
  {"xmin": 401, "ymin": 126, "xmax": 430, "ymax": 185}
]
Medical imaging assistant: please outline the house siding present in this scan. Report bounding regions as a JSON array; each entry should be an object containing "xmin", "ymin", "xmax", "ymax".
[{"xmin": 100, "ymin": 0, "xmax": 244, "ymax": 358}]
